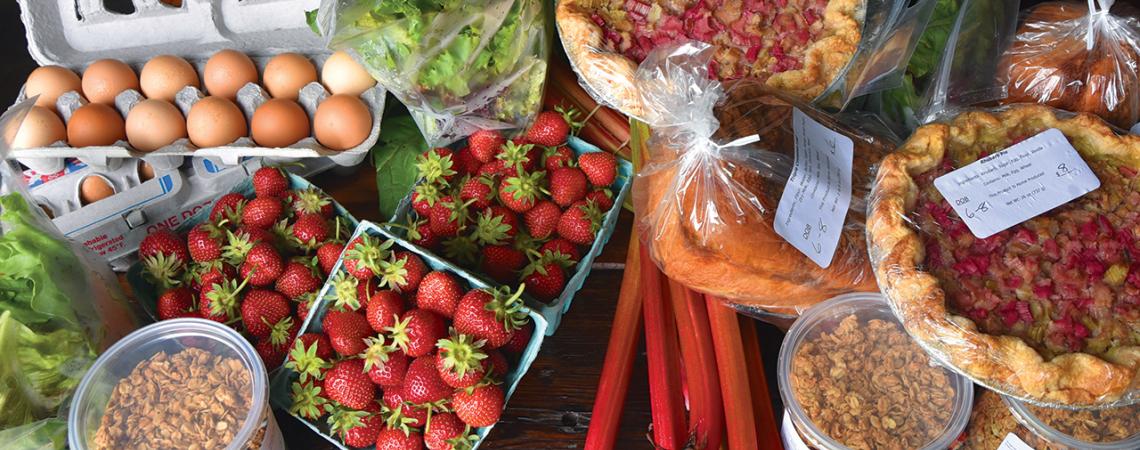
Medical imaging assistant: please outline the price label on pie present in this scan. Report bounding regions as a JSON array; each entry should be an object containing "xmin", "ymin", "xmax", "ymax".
[
  {"xmin": 774, "ymin": 108, "xmax": 854, "ymax": 269},
  {"xmin": 933, "ymin": 128, "xmax": 1101, "ymax": 239}
]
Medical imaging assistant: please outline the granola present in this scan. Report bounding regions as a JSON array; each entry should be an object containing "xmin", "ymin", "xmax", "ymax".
[
  {"xmin": 1026, "ymin": 402, "xmax": 1140, "ymax": 444},
  {"xmin": 790, "ymin": 315, "xmax": 956, "ymax": 449},
  {"xmin": 956, "ymin": 389, "xmax": 1140, "ymax": 450},
  {"xmin": 93, "ymin": 348, "xmax": 262, "ymax": 450}
]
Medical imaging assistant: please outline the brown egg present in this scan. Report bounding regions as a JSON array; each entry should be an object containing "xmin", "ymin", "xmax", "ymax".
[
  {"xmin": 82, "ymin": 59, "xmax": 139, "ymax": 104},
  {"xmin": 322, "ymin": 51, "xmax": 376, "ymax": 96},
  {"xmin": 314, "ymin": 94, "xmax": 372, "ymax": 151},
  {"xmin": 204, "ymin": 50, "xmax": 259, "ymax": 100},
  {"xmin": 11, "ymin": 105, "xmax": 67, "ymax": 148},
  {"xmin": 125, "ymin": 99, "xmax": 187, "ymax": 152},
  {"xmin": 138, "ymin": 160, "xmax": 155, "ymax": 182},
  {"xmin": 79, "ymin": 175, "xmax": 116, "ymax": 205},
  {"xmin": 251, "ymin": 98, "xmax": 310, "ymax": 147},
  {"xmin": 25, "ymin": 65, "xmax": 82, "ymax": 111},
  {"xmin": 263, "ymin": 53, "xmax": 317, "ymax": 100},
  {"xmin": 67, "ymin": 103, "xmax": 126, "ymax": 147},
  {"xmin": 187, "ymin": 96, "xmax": 247, "ymax": 147},
  {"xmin": 139, "ymin": 55, "xmax": 200, "ymax": 101}
]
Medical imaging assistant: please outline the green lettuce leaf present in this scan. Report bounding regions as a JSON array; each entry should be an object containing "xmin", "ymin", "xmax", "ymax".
[{"xmin": 373, "ymin": 115, "xmax": 429, "ymax": 218}]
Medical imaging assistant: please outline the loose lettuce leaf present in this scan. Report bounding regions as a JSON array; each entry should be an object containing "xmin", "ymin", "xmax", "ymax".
[
  {"xmin": 0, "ymin": 311, "xmax": 93, "ymax": 429},
  {"xmin": 373, "ymin": 115, "xmax": 429, "ymax": 218},
  {"xmin": 0, "ymin": 195, "xmax": 83, "ymax": 330}
]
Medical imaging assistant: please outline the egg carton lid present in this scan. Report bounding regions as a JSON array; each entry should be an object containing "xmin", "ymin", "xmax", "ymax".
[{"xmin": 20, "ymin": 0, "xmax": 328, "ymax": 69}]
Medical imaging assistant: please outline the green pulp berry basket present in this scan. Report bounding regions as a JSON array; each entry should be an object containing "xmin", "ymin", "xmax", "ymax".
[
  {"xmin": 269, "ymin": 221, "xmax": 547, "ymax": 450},
  {"xmin": 390, "ymin": 136, "xmax": 631, "ymax": 334}
]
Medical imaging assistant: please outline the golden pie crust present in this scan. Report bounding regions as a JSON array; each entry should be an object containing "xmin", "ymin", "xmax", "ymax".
[
  {"xmin": 555, "ymin": 0, "xmax": 864, "ymax": 118},
  {"xmin": 867, "ymin": 105, "xmax": 1140, "ymax": 406}
]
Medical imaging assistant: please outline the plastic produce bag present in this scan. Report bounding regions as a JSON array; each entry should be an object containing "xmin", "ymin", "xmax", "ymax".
[
  {"xmin": 0, "ymin": 99, "xmax": 138, "ymax": 447},
  {"xmin": 633, "ymin": 42, "xmax": 897, "ymax": 314},
  {"xmin": 1001, "ymin": 0, "xmax": 1140, "ymax": 129},
  {"xmin": 315, "ymin": 0, "xmax": 549, "ymax": 147}
]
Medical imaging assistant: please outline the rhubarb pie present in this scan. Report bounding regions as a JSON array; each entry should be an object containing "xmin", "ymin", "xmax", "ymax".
[
  {"xmin": 867, "ymin": 105, "xmax": 1140, "ymax": 406},
  {"xmin": 556, "ymin": 0, "xmax": 864, "ymax": 117}
]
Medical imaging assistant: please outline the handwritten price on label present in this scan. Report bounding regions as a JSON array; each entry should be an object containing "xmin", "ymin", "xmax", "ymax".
[{"xmin": 964, "ymin": 201, "xmax": 990, "ymax": 219}]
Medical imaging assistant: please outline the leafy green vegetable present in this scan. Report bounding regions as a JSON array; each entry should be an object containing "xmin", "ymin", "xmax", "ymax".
[
  {"xmin": 909, "ymin": 0, "xmax": 959, "ymax": 79},
  {"xmin": 373, "ymin": 115, "xmax": 429, "ymax": 218},
  {"xmin": 0, "ymin": 194, "xmax": 86, "ymax": 330},
  {"xmin": 0, "ymin": 419, "xmax": 68, "ymax": 450},
  {"xmin": 305, "ymin": 9, "xmax": 320, "ymax": 35},
  {"xmin": 0, "ymin": 312, "xmax": 93, "ymax": 428}
]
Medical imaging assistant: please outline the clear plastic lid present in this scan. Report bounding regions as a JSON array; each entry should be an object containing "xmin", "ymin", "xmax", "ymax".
[
  {"xmin": 777, "ymin": 293, "xmax": 974, "ymax": 450},
  {"xmin": 68, "ymin": 318, "xmax": 269, "ymax": 450},
  {"xmin": 1003, "ymin": 395, "xmax": 1140, "ymax": 450}
]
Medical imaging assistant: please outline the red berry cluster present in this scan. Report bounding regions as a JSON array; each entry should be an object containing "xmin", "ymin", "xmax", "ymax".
[
  {"xmin": 406, "ymin": 109, "xmax": 619, "ymax": 301},
  {"xmin": 140, "ymin": 167, "xmax": 349, "ymax": 368},
  {"xmin": 285, "ymin": 235, "xmax": 533, "ymax": 450}
]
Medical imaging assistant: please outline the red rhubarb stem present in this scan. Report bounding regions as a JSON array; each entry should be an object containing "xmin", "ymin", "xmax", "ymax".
[
  {"xmin": 668, "ymin": 281, "xmax": 725, "ymax": 450},
  {"xmin": 739, "ymin": 315, "xmax": 783, "ymax": 450},
  {"xmin": 706, "ymin": 295, "xmax": 758, "ymax": 450},
  {"xmin": 641, "ymin": 244, "xmax": 686, "ymax": 449}
]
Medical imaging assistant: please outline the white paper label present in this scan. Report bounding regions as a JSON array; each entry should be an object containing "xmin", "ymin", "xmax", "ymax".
[
  {"xmin": 774, "ymin": 108, "xmax": 854, "ymax": 268},
  {"xmin": 781, "ymin": 412, "xmax": 812, "ymax": 450},
  {"xmin": 998, "ymin": 433, "xmax": 1036, "ymax": 450},
  {"xmin": 933, "ymin": 128, "xmax": 1101, "ymax": 239}
]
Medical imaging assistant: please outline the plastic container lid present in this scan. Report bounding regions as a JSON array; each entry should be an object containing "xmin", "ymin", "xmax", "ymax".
[
  {"xmin": 777, "ymin": 293, "xmax": 974, "ymax": 450},
  {"xmin": 68, "ymin": 318, "xmax": 273, "ymax": 450},
  {"xmin": 1002, "ymin": 396, "xmax": 1140, "ymax": 450}
]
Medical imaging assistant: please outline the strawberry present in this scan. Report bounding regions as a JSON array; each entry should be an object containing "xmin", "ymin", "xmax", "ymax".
[
  {"xmin": 210, "ymin": 192, "xmax": 246, "ymax": 223},
  {"xmin": 423, "ymin": 412, "xmax": 472, "ymax": 450},
  {"xmin": 376, "ymin": 427, "xmax": 424, "ymax": 450},
  {"xmin": 289, "ymin": 187, "xmax": 334, "ymax": 218},
  {"xmin": 543, "ymin": 145, "xmax": 575, "ymax": 172},
  {"xmin": 221, "ymin": 227, "xmax": 267, "ymax": 265},
  {"xmin": 186, "ymin": 222, "xmax": 224, "ymax": 263},
  {"xmin": 252, "ymin": 166, "xmax": 289, "ymax": 198},
  {"xmin": 139, "ymin": 229, "xmax": 189, "ymax": 288},
  {"xmin": 401, "ymin": 356, "xmax": 453, "ymax": 404},
  {"xmin": 502, "ymin": 321, "xmax": 534, "ymax": 354},
  {"xmin": 289, "ymin": 379, "xmax": 328, "ymax": 421},
  {"xmin": 549, "ymin": 167, "xmax": 587, "ymax": 207},
  {"xmin": 317, "ymin": 241, "xmax": 346, "ymax": 275},
  {"xmin": 330, "ymin": 272, "xmax": 363, "ymax": 311},
  {"xmin": 468, "ymin": 129, "xmax": 505, "ymax": 163},
  {"xmin": 441, "ymin": 235, "xmax": 479, "ymax": 267},
  {"xmin": 479, "ymin": 245, "xmax": 526, "ymax": 284},
  {"xmin": 199, "ymin": 276, "xmax": 249, "ymax": 322},
  {"xmin": 523, "ymin": 200, "xmax": 561, "ymax": 239},
  {"xmin": 344, "ymin": 235, "xmax": 393, "ymax": 280},
  {"xmin": 361, "ymin": 336, "xmax": 410, "ymax": 387},
  {"xmin": 240, "ymin": 242, "xmax": 283, "ymax": 286},
  {"xmin": 522, "ymin": 258, "xmax": 567, "ymax": 301},
  {"xmin": 416, "ymin": 272, "xmax": 464, "ymax": 318},
  {"xmin": 358, "ymin": 277, "xmax": 381, "ymax": 309},
  {"xmin": 428, "ymin": 197, "xmax": 469, "ymax": 238},
  {"xmin": 157, "ymin": 287, "xmax": 197, "ymax": 320},
  {"xmin": 453, "ymin": 286, "xmax": 528, "ymax": 349},
  {"xmin": 406, "ymin": 218, "xmax": 441, "ymax": 250},
  {"xmin": 470, "ymin": 208, "xmax": 516, "ymax": 247},
  {"xmin": 484, "ymin": 205, "xmax": 521, "ymax": 238},
  {"xmin": 328, "ymin": 406, "xmax": 383, "ymax": 448},
  {"xmin": 452, "ymin": 147, "xmax": 482, "ymax": 176},
  {"xmin": 585, "ymin": 188, "xmax": 614, "ymax": 211},
  {"xmin": 293, "ymin": 333, "xmax": 334, "ymax": 361},
  {"xmin": 459, "ymin": 176, "xmax": 496, "ymax": 210},
  {"xmin": 323, "ymin": 310, "xmax": 373, "ymax": 356},
  {"xmin": 436, "ymin": 333, "xmax": 488, "ymax": 389},
  {"xmin": 296, "ymin": 292, "xmax": 317, "ymax": 323},
  {"xmin": 476, "ymin": 159, "xmax": 509, "ymax": 178},
  {"xmin": 190, "ymin": 260, "xmax": 235, "ymax": 291},
  {"xmin": 416, "ymin": 148, "xmax": 458, "ymax": 185},
  {"xmin": 452, "ymin": 384, "xmax": 504, "ymax": 427},
  {"xmin": 540, "ymin": 238, "xmax": 581, "ymax": 262},
  {"xmin": 525, "ymin": 111, "xmax": 571, "ymax": 146},
  {"xmin": 388, "ymin": 309, "xmax": 447, "ymax": 358},
  {"xmin": 276, "ymin": 260, "xmax": 322, "ymax": 299},
  {"xmin": 557, "ymin": 200, "xmax": 603, "ymax": 245},
  {"xmin": 285, "ymin": 334, "xmax": 333, "ymax": 382},
  {"xmin": 385, "ymin": 251, "xmax": 428, "ymax": 294},
  {"xmin": 367, "ymin": 290, "xmax": 406, "ymax": 332},
  {"xmin": 323, "ymin": 359, "xmax": 377, "ymax": 410},
  {"xmin": 242, "ymin": 196, "xmax": 284, "ymax": 229},
  {"xmin": 255, "ymin": 337, "xmax": 288, "ymax": 368},
  {"xmin": 483, "ymin": 349, "xmax": 509, "ymax": 377},
  {"xmin": 498, "ymin": 170, "xmax": 546, "ymax": 213},
  {"xmin": 292, "ymin": 213, "xmax": 330, "ymax": 248},
  {"xmin": 578, "ymin": 151, "xmax": 617, "ymax": 187},
  {"xmin": 412, "ymin": 184, "xmax": 443, "ymax": 218},
  {"xmin": 241, "ymin": 289, "xmax": 291, "ymax": 338}
]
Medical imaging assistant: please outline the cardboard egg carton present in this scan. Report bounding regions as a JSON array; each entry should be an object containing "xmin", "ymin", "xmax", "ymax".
[{"xmin": 11, "ymin": 0, "xmax": 385, "ymax": 172}]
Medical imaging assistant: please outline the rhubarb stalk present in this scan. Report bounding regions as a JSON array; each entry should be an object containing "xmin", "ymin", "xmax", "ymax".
[
  {"xmin": 739, "ymin": 315, "xmax": 783, "ymax": 449},
  {"xmin": 706, "ymin": 295, "xmax": 758, "ymax": 450},
  {"xmin": 641, "ymin": 245, "xmax": 686, "ymax": 449},
  {"xmin": 668, "ymin": 281, "xmax": 725, "ymax": 450}
]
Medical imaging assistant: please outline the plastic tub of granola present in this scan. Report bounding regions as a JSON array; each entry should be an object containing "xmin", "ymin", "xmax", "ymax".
[
  {"xmin": 1002, "ymin": 395, "xmax": 1140, "ymax": 450},
  {"xmin": 68, "ymin": 318, "xmax": 285, "ymax": 450},
  {"xmin": 777, "ymin": 292, "xmax": 974, "ymax": 450}
]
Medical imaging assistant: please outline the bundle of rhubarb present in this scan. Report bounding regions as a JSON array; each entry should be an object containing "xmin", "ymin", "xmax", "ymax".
[
  {"xmin": 401, "ymin": 109, "xmax": 620, "ymax": 302},
  {"xmin": 136, "ymin": 166, "xmax": 352, "ymax": 368},
  {"xmin": 282, "ymin": 233, "xmax": 535, "ymax": 449}
]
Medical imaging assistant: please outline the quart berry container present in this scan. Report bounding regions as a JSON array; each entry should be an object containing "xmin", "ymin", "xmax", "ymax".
[
  {"xmin": 271, "ymin": 221, "xmax": 547, "ymax": 450},
  {"xmin": 777, "ymin": 293, "xmax": 974, "ymax": 450},
  {"xmin": 68, "ymin": 318, "xmax": 285, "ymax": 450},
  {"xmin": 1002, "ymin": 396, "xmax": 1140, "ymax": 450},
  {"xmin": 389, "ymin": 136, "xmax": 632, "ymax": 334}
]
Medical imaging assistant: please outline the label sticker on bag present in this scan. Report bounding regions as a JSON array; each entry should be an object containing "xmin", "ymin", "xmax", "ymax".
[
  {"xmin": 933, "ymin": 128, "xmax": 1100, "ymax": 239},
  {"xmin": 998, "ymin": 433, "xmax": 1035, "ymax": 450},
  {"xmin": 774, "ymin": 108, "xmax": 854, "ymax": 269}
]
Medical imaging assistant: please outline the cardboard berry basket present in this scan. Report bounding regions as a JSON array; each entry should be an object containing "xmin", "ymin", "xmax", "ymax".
[
  {"xmin": 124, "ymin": 172, "xmax": 360, "ymax": 325},
  {"xmin": 389, "ymin": 135, "xmax": 632, "ymax": 335},
  {"xmin": 268, "ymin": 221, "xmax": 548, "ymax": 450}
]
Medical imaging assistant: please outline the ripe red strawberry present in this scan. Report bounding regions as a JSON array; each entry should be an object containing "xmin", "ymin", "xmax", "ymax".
[
  {"xmin": 253, "ymin": 167, "xmax": 289, "ymax": 198},
  {"xmin": 240, "ymin": 242, "xmax": 283, "ymax": 286},
  {"xmin": 525, "ymin": 111, "xmax": 571, "ymax": 146},
  {"xmin": 452, "ymin": 384, "xmax": 504, "ymax": 427},
  {"xmin": 476, "ymin": 159, "xmax": 508, "ymax": 178},
  {"xmin": 544, "ymin": 145, "xmax": 575, "ymax": 172},
  {"xmin": 292, "ymin": 213, "xmax": 330, "ymax": 248},
  {"xmin": 157, "ymin": 287, "xmax": 197, "ymax": 320},
  {"xmin": 362, "ymin": 336, "xmax": 410, "ymax": 387},
  {"xmin": 358, "ymin": 277, "xmax": 380, "ymax": 310},
  {"xmin": 401, "ymin": 356, "xmax": 453, "ymax": 404},
  {"xmin": 293, "ymin": 333, "xmax": 334, "ymax": 361},
  {"xmin": 540, "ymin": 238, "xmax": 581, "ymax": 262},
  {"xmin": 323, "ymin": 359, "xmax": 377, "ymax": 410},
  {"xmin": 367, "ymin": 290, "xmax": 406, "ymax": 332},
  {"xmin": 186, "ymin": 223, "xmax": 224, "ymax": 262},
  {"xmin": 502, "ymin": 321, "xmax": 534, "ymax": 354},
  {"xmin": 139, "ymin": 229, "xmax": 189, "ymax": 287},
  {"xmin": 483, "ymin": 205, "xmax": 520, "ymax": 239},
  {"xmin": 330, "ymin": 273, "xmax": 363, "ymax": 311},
  {"xmin": 385, "ymin": 251, "xmax": 428, "ymax": 294},
  {"xmin": 452, "ymin": 147, "xmax": 482, "ymax": 176},
  {"xmin": 468, "ymin": 129, "xmax": 505, "ymax": 163},
  {"xmin": 192, "ymin": 261, "xmax": 237, "ymax": 291},
  {"xmin": 255, "ymin": 337, "xmax": 288, "ymax": 368},
  {"xmin": 412, "ymin": 184, "xmax": 443, "ymax": 218},
  {"xmin": 440, "ymin": 235, "xmax": 479, "ymax": 268},
  {"xmin": 322, "ymin": 310, "xmax": 373, "ymax": 356},
  {"xmin": 285, "ymin": 333, "xmax": 333, "ymax": 383},
  {"xmin": 578, "ymin": 151, "xmax": 617, "ymax": 187},
  {"xmin": 343, "ymin": 235, "xmax": 391, "ymax": 280},
  {"xmin": 522, "ymin": 259, "xmax": 567, "ymax": 301},
  {"xmin": 406, "ymin": 218, "xmax": 440, "ymax": 250},
  {"xmin": 549, "ymin": 167, "xmax": 587, "ymax": 207},
  {"xmin": 199, "ymin": 276, "xmax": 248, "ymax": 322},
  {"xmin": 415, "ymin": 272, "xmax": 464, "ymax": 318},
  {"xmin": 416, "ymin": 148, "xmax": 458, "ymax": 185},
  {"xmin": 523, "ymin": 200, "xmax": 561, "ymax": 239},
  {"xmin": 210, "ymin": 192, "xmax": 246, "ymax": 223},
  {"xmin": 453, "ymin": 287, "xmax": 528, "ymax": 349},
  {"xmin": 388, "ymin": 309, "xmax": 447, "ymax": 358},
  {"xmin": 296, "ymin": 293, "xmax": 317, "ymax": 323},
  {"xmin": 376, "ymin": 427, "xmax": 424, "ymax": 450},
  {"xmin": 241, "ymin": 289, "xmax": 291, "ymax": 338},
  {"xmin": 428, "ymin": 197, "xmax": 468, "ymax": 238},
  {"xmin": 459, "ymin": 176, "xmax": 496, "ymax": 210},
  {"xmin": 276, "ymin": 260, "xmax": 322, "ymax": 299},
  {"xmin": 317, "ymin": 241, "xmax": 346, "ymax": 275},
  {"xmin": 557, "ymin": 200, "xmax": 603, "ymax": 245},
  {"xmin": 498, "ymin": 170, "xmax": 545, "ymax": 213},
  {"xmin": 241, "ymin": 197, "xmax": 284, "ymax": 229},
  {"xmin": 479, "ymin": 245, "xmax": 526, "ymax": 284},
  {"xmin": 423, "ymin": 412, "xmax": 468, "ymax": 450},
  {"xmin": 483, "ymin": 349, "xmax": 509, "ymax": 377},
  {"xmin": 435, "ymin": 334, "xmax": 487, "ymax": 389},
  {"xmin": 289, "ymin": 187, "xmax": 334, "ymax": 218},
  {"xmin": 329, "ymin": 406, "xmax": 384, "ymax": 448},
  {"xmin": 585, "ymin": 188, "xmax": 614, "ymax": 211}
]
